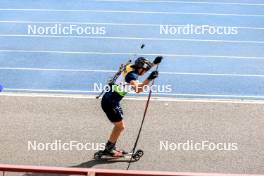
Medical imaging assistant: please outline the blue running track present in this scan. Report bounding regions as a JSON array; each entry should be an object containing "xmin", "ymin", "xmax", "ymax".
[{"xmin": 0, "ymin": 0, "xmax": 264, "ymax": 99}]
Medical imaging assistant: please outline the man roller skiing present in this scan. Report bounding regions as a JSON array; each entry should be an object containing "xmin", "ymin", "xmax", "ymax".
[{"xmin": 101, "ymin": 57, "xmax": 162, "ymax": 157}]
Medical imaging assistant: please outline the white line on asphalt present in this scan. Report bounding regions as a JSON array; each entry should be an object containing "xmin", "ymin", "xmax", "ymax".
[
  {"xmin": 0, "ymin": 9, "xmax": 263, "ymax": 17},
  {"xmin": 0, "ymin": 34, "xmax": 263, "ymax": 44},
  {"xmin": 1, "ymin": 67, "xmax": 264, "ymax": 77},
  {"xmin": 0, "ymin": 49, "xmax": 263, "ymax": 60},
  {"xmin": 1, "ymin": 91, "xmax": 264, "ymax": 104},
  {"xmin": 3, "ymin": 88, "xmax": 264, "ymax": 99}
]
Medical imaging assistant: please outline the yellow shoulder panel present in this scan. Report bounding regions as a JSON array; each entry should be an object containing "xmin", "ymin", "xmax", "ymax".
[{"xmin": 122, "ymin": 64, "xmax": 134, "ymax": 77}]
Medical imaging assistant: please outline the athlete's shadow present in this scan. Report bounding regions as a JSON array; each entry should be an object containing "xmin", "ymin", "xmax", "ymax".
[
  {"xmin": 22, "ymin": 159, "xmax": 135, "ymax": 176},
  {"xmin": 75, "ymin": 158, "xmax": 136, "ymax": 168}
]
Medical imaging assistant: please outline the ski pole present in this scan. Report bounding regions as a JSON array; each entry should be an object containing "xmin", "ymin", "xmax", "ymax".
[{"xmin": 127, "ymin": 64, "xmax": 159, "ymax": 170}]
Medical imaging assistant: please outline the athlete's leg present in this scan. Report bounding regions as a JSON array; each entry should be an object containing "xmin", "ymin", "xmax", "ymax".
[
  {"xmin": 109, "ymin": 120, "xmax": 125, "ymax": 143},
  {"xmin": 101, "ymin": 93, "xmax": 125, "ymax": 155},
  {"xmin": 104, "ymin": 120, "xmax": 125, "ymax": 155}
]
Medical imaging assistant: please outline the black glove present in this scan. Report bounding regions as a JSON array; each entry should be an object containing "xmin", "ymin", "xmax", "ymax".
[
  {"xmin": 147, "ymin": 71, "xmax": 159, "ymax": 81},
  {"xmin": 153, "ymin": 56, "xmax": 163, "ymax": 64}
]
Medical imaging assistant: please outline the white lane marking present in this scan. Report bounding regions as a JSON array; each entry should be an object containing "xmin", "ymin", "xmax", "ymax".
[
  {"xmin": 3, "ymin": 88, "xmax": 97, "ymax": 93},
  {"xmin": 0, "ymin": 9, "xmax": 263, "ymax": 17},
  {"xmin": 0, "ymin": 34, "xmax": 263, "ymax": 44},
  {"xmin": 2, "ymin": 89, "xmax": 264, "ymax": 103},
  {"xmin": 161, "ymin": 72, "xmax": 264, "ymax": 77},
  {"xmin": 0, "ymin": 21, "xmax": 264, "ymax": 30},
  {"xmin": 90, "ymin": 0, "xmax": 264, "ymax": 6},
  {"xmin": 1, "ymin": 67, "xmax": 264, "ymax": 77},
  {"xmin": 0, "ymin": 49, "xmax": 263, "ymax": 60},
  {"xmin": 154, "ymin": 92, "xmax": 264, "ymax": 99},
  {"xmin": 0, "ymin": 67, "xmax": 116, "ymax": 73}
]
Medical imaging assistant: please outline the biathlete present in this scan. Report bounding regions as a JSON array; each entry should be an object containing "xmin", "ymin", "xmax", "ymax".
[{"xmin": 101, "ymin": 57, "xmax": 161, "ymax": 157}]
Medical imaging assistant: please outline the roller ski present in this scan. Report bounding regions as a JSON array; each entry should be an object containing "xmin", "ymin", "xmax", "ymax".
[{"xmin": 94, "ymin": 148, "xmax": 144, "ymax": 161}]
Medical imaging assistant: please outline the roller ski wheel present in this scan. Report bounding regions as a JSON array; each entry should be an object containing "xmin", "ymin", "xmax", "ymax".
[
  {"xmin": 131, "ymin": 149, "xmax": 144, "ymax": 161},
  {"xmin": 135, "ymin": 149, "xmax": 144, "ymax": 157},
  {"xmin": 132, "ymin": 153, "xmax": 141, "ymax": 161}
]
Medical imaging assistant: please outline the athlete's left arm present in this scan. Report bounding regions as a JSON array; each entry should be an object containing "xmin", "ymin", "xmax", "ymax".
[{"xmin": 129, "ymin": 79, "xmax": 150, "ymax": 93}]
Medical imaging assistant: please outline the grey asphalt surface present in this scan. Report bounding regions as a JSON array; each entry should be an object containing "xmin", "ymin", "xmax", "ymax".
[{"xmin": 0, "ymin": 93, "xmax": 263, "ymax": 175}]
